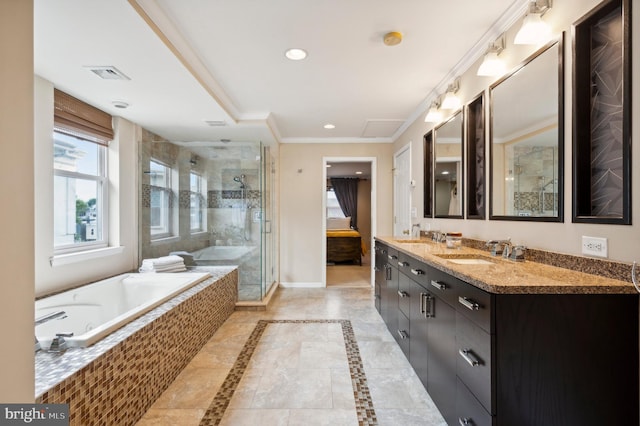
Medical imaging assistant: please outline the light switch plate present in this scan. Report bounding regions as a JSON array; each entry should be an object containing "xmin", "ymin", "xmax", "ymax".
[{"xmin": 582, "ymin": 236, "xmax": 608, "ymax": 258}]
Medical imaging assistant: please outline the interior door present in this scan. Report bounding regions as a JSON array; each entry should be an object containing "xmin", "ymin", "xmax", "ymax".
[{"xmin": 394, "ymin": 145, "xmax": 411, "ymax": 237}]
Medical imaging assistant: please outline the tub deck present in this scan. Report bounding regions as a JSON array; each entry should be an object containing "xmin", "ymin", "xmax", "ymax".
[{"xmin": 36, "ymin": 266, "xmax": 237, "ymax": 426}]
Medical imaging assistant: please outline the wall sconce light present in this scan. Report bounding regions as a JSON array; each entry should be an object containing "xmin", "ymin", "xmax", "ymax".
[
  {"xmin": 441, "ymin": 77, "xmax": 461, "ymax": 110},
  {"xmin": 424, "ymin": 99, "xmax": 443, "ymax": 123},
  {"xmin": 514, "ymin": 0, "xmax": 552, "ymax": 45},
  {"xmin": 477, "ymin": 34, "xmax": 506, "ymax": 77}
]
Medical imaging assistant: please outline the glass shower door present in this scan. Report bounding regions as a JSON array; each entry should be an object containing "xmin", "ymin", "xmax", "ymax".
[{"xmin": 261, "ymin": 144, "xmax": 275, "ymax": 298}]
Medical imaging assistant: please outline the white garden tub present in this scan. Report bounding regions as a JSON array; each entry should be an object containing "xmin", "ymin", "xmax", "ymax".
[{"xmin": 35, "ymin": 272, "xmax": 210, "ymax": 348}]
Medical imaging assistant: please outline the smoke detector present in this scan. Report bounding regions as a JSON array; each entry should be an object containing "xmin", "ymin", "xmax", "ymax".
[{"xmin": 383, "ymin": 31, "xmax": 403, "ymax": 46}]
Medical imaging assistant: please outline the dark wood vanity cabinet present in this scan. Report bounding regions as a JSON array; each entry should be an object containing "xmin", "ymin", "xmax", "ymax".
[
  {"xmin": 374, "ymin": 241, "xmax": 639, "ymax": 426},
  {"xmin": 374, "ymin": 243, "xmax": 400, "ymax": 342}
]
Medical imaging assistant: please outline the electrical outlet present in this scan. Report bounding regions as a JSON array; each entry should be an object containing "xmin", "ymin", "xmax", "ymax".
[{"xmin": 582, "ymin": 236, "xmax": 608, "ymax": 258}]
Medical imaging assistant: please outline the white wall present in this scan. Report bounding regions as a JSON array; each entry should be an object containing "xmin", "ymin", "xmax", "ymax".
[
  {"xmin": 395, "ymin": 0, "xmax": 640, "ymax": 264},
  {"xmin": 279, "ymin": 143, "xmax": 393, "ymax": 285},
  {"xmin": 0, "ymin": 0, "xmax": 35, "ymax": 402},
  {"xmin": 34, "ymin": 78, "xmax": 138, "ymax": 297}
]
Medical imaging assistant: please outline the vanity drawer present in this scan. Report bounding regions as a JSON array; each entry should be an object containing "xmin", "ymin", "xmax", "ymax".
[
  {"xmin": 428, "ymin": 266, "xmax": 462, "ymax": 308},
  {"xmin": 398, "ymin": 272, "xmax": 412, "ymax": 318},
  {"xmin": 397, "ymin": 311, "xmax": 410, "ymax": 357},
  {"xmin": 398, "ymin": 252, "xmax": 429, "ymax": 287},
  {"xmin": 456, "ymin": 312, "xmax": 492, "ymax": 413},
  {"xmin": 385, "ymin": 247, "xmax": 399, "ymax": 265},
  {"xmin": 456, "ymin": 378, "xmax": 493, "ymax": 426},
  {"xmin": 456, "ymin": 280, "xmax": 493, "ymax": 333}
]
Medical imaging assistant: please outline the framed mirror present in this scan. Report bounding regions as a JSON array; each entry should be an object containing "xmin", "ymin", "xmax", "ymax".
[
  {"xmin": 423, "ymin": 130, "xmax": 433, "ymax": 218},
  {"xmin": 434, "ymin": 111, "xmax": 463, "ymax": 218},
  {"xmin": 466, "ymin": 93, "xmax": 485, "ymax": 219},
  {"xmin": 489, "ymin": 35, "xmax": 564, "ymax": 221},
  {"xmin": 573, "ymin": 0, "xmax": 630, "ymax": 224}
]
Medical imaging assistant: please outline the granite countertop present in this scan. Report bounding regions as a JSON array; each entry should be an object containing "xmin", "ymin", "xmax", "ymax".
[{"xmin": 376, "ymin": 236, "xmax": 638, "ymax": 295}]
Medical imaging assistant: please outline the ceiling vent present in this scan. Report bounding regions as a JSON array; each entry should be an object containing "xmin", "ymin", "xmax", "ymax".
[
  {"xmin": 204, "ymin": 120, "xmax": 228, "ymax": 127},
  {"xmin": 361, "ymin": 119, "xmax": 405, "ymax": 138},
  {"xmin": 85, "ymin": 66, "xmax": 131, "ymax": 80}
]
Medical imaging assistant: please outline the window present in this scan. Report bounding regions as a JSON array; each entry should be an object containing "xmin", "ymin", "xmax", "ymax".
[
  {"xmin": 326, "ymin": 189, "xmax": 346, "ymax": 218},
  {"xmin": 53, "ymin": 89, "xmax": 113, "ymax": 254},
  {"xmin": 53, "ymin": 132, "xmax": 108, "ymax": 251},
  {"xmin": 149, "ymin": 160, "xmax": 173, "ymax": 238},
  {"xmin": 190, "ymin": 172, "xmax": 206, "ymax": 232}
]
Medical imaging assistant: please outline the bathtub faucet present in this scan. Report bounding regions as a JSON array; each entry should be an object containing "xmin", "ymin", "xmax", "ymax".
[
  {"xmin": 35, "ymin": 310, "xmax": 67, "ymax": 352},
  {"xmin": 35, "ymin": 310, "xmax": 67, "ymax": 326}
]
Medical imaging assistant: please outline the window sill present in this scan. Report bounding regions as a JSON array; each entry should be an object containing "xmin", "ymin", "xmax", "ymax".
[
  {"xmin": 150, "ymin": 236, "xmax": 180, "ymax": 246},
  {"xmin": 50, "ymin": 246, "xmax": 125, "ymax": 267}
]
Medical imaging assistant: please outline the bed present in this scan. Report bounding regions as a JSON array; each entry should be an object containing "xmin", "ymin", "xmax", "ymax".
[{"xmin": 326, "ymin": 217, "xmax": 365, "ymax": 265}]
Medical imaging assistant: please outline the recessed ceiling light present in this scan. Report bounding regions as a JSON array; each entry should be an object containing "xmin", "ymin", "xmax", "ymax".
[
  {"xmin": 285, "ymin": 48, "xmax": 307, "ymax": 60},
  {"xmin": 111, "ymin": 100, "xmax": 129, "ymax": 109},
  {"xmin": 324, "ymin": 124, "xmax": 336, "ymax": 129},
  {"xmin": 326, "ymin": 164, "xmax": 332, "ymax": 168},
  {"xmin": 355, "ymin": 171, "xmax": 363, "ymax": 175}
]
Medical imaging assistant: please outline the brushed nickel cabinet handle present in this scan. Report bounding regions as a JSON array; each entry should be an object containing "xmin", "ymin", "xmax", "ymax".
[
  {"xmin": 397, "ymin": 330, "xmax": 408, "ymax": 339},
  {"xmin": 430, "ymin": 280, "xmax": 447, "ymax": 290},
  {"xmin": 424, "ymin": 294, "xmax": 435, "ymax": 318},
  {"xmin": 397, "ymin": 290, "xmax": 409, "ymax": 298},
  {"xmin": 458, "ymin": 296, "xmax": 480, "ymax": 311},
  {"xmin": 410, "ymin": 268, "xmax": 425, "ymax": 276},
  {"xmin": 459, "ymin": 348, "xmax": 482, "ymax": 367},
  {"xmin": 458, "ymin": 417, "xmax": 473, "ymax": 425}
]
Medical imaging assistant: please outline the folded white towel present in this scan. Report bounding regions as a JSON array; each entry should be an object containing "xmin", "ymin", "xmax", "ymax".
[
  {"xmin": 141, "ymin": 255, "xmax": 185, "ymax": 267},
  {"xmin": 139, "ymin": 255, "xmax": 186, "ymax": 273}
]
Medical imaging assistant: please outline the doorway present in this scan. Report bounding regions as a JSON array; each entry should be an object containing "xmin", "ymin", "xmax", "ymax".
[
  {"xmin": 323, "ymin": 157, "xmax": 376, "ymax": 287},
  {"xmin": 393, "ymin": 144, "xmax": 412, "ymax": 237}
]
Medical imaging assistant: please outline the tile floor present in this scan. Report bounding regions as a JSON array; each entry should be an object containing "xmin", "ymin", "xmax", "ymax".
[
  {"xmin": 137, "ymin": 283, "xmax": 446, "ymax": 425},
  {"xmin": 326, "ymin": 253, "xmax": 371, "ymax": 288}
]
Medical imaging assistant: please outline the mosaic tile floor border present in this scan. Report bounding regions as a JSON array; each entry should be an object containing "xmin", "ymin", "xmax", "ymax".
[{"xmin": 199, "ymin": 319, "xmax": 378, "ymax": 426}]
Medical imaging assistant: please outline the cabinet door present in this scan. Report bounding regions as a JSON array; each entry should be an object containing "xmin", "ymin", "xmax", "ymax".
[
  {"xmin": 409, "ymin": 280, "xmax": 429, "ymax": 388},
  {"xmin": 373, "ymin": 247, "xmax": 383, "ymax": 314},
  {"xmin": 427, "ymin": 295, "xmax": 457, "ymax": 425},
  {"xmin": 382, "ymin": 264, "xmax": 398, "ymax": 338}
]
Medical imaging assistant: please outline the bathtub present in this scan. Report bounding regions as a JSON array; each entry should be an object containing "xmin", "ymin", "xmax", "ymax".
[
  {"xmin": 192, "ymin": 245, "xmax": 257, "ymax": 265},
  {"xmin": 35, "ymin": 272, "xmax": 210, "ymax": 348}
]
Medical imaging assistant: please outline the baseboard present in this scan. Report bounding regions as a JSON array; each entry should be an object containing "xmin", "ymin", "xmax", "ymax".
[{"xmin": 279, "ymin": 282, "xmax": 324, "ymax": 288}]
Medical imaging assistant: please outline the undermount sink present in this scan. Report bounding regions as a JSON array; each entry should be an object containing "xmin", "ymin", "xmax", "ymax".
[
  {"xmin": 393, "ymin": 239, "xmax": 426, "ymax": 243},
  {"xmin": 434, "ymin": 253, "xmax": 495, "ymax": 265}
]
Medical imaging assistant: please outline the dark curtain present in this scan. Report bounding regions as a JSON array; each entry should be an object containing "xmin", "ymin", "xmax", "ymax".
[{"xmin": 330, "ymin": 177, "xmax": 358, "ymax": 229}]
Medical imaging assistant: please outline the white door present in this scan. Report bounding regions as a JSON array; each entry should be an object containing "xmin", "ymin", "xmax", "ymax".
[{"xmin": 393, "ymin": 145, "xmax": 411, "ymax": 237}]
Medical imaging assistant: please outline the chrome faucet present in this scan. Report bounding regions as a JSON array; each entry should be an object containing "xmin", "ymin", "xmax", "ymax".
[
  {"xmin": 35, "ymin": 310, "xmax": 67, "ymax": 326},
  {"xmin": 485, "ymin": 238, "xmax": 511, "ymax": 256},
  {"xmin": 35, "ymin": 311, "xmax": 67, "ymax": 352},
  {"xmin": 412, "ymin": 223, "xmax": 421, "ymax": 238},
  {"xmin": 510, "ymin": 245, "xmax": 527, "ymax": 262},
  {"xmin": 48, "ymin": 332, "xmax": 74, "ymax": 353}
]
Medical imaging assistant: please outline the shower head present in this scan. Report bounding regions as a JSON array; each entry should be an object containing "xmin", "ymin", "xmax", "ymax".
[{"xmin": 233, "ymin": 175, "xmax": 246, "ymax": 188}]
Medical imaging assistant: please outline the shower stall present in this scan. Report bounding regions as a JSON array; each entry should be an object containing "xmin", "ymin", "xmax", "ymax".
[{"xmin": 138, "ymin": 129, "xmax": 276, "ymax": 302}]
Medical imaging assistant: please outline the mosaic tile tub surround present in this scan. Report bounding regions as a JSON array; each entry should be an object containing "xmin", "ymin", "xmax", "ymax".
[{"xmin": 36, "ymin": 267, "xmax": 238, "ymax": 426}]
